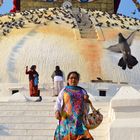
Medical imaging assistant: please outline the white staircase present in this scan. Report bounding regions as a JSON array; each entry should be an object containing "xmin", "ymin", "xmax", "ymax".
[
  {"xmin": 0, "ymin": 94, "xmax": 111, "ymax": 140},
  {"xmin": 72, "ymin": 8, "xmax": 97, "ymax": 39},
  {"xmin": 0, "ymin": 96, "xmax": 57, "ymax": 140}
]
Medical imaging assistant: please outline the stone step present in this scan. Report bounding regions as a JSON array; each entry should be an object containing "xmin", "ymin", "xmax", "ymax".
[
  {"xmin": 80, "ymin": 31, "xmax": 97, "ymax": 36},
  {"xmin": 0, "ymin": 107, "xmax": 109, "ymax": 114},
  {"xmin": 80, "ymin": 33, "xmax": 97, "ymax": 39},
  {"xmin": 80, "ymin": 32, "xmax": 97, "ymax": 36},
  {"xmin": 0, "ymin": 135, "xmax": 108, "ymax": 140},
  {"xmin": 0, "ymin": 102, "xmax": 55, "ymax": 105},
  {"xmin": 0, "ymin": 101, "xmax": 109, "ymax": 112},
  {"xmin": 0, "ymin": 136, "xmax": 53, "ymax": 140},
  {"xmin": 0, "ymin": 119, "xmax": 110, "ymax": 136},
  {"xmin": 0, "ymin": 97, "xmax": 56, "ymax": 103},
  {"xmin": 0, "ymin": 116, "xmax": 57, "ymax": 123},
  {"xmin": 0, "ymin": 126, "xmax": 110, "ymax": 138},
  {"xmin": 0, "ymin": 98, "xmax": 108, "ymax": 106},
  {"xmin": 78, "ymin": 23, "xmax": 97, "ymax": 39},
  {"xmin": 0, "ymin": 121, "xmax": 109, "ymax": 130},
  {"xmin": 80, "ymin": 31, "xmax": 96, "ymax": 35},
  {"xmin": 0, "ymin": 115, "xmax": 109, "ymax": 123},
  {"xmin": 0, "ymin": 120, "xmax": 109, "ymax": 131},
  {"xmin": 0, "ymin": 110, "xmax": 55, "ymax": 117},
  {"xmin": 0, "ymin": 100, "xmax": 109, "ymax": 107},
  {"xmin": 0, "ymin": 124, "xmax": 110, "ymax": 136},
  {"xmin": 0, "ymin": 105, "xmax": 55, "ymax": 111},
  {"xmin": 0, "ymin": 123, "xmax": 57, "ymax": 129},
  {"xmin": 0, "ymin": 97, "xmax": 110, "ymax": 140},
  {"xmin": 0, "ymin": 129, "xmax": 55, "ymax": 136},
  {"xmin": 0, "ymin": 99, "xmax": 110, "ymax": 112},
  {"xmin": 79, "ymin": 27, "xmax": 96, "ymax": 31},
  {"xmin": 94, "ymin": 101, "xmax": 110, "ymax": 105},
  {"xmin": 0, "ymin": 127, "xmax": 110, "ymax": 137},
  {"xmin": 115, "ymin": 111, "xmax": 140, "ymax": 119},
  {"xmin": 0, "ymin": 110, "xmax": 109, "ymax": 121}
]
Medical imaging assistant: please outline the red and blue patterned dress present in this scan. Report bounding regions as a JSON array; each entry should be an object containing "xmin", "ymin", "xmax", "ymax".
[
  {"xmin": 54, "ymin": 86, "xmax": 93, "ymax": 140},
  {"xmin": 25, "ymin": 70, "xmax": 39, "ymax": 97}
]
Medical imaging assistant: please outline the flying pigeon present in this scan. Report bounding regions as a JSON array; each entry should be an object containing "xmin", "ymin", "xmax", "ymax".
[{"xmin": 107, "ymin": 31, "xmax": 138, "ymax": 70}]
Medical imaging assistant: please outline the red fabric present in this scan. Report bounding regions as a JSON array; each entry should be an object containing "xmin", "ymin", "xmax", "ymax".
[
  {"xmin": 29, "ymin": 80, "xmax": 38, "ymax": 97},
  {"xmin": 26, "ymin": 69, "xmax": 39, "ymax": 97},
  {"xmin": 10, "ymin": 0, "xmax": 16, "ymax": 13}
]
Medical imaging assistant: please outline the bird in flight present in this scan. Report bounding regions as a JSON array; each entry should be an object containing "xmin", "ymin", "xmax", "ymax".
[{"xmin": 107, "ymin": 30, "xmax": 138, "ymax": 70}]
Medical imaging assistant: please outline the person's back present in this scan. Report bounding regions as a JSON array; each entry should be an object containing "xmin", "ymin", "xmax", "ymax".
[
  {"xmin": 51, "ymin": 66, "xmax": 64, "ymax": 96},
  {"xmin": 54, "ymin": 69, "xmax": 63, "ymax": 76}
]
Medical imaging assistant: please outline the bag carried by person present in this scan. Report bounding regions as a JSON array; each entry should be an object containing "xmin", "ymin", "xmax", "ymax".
[{"xmin": 83, "ymin": 100, "xmax": 103, "ymax": 130}]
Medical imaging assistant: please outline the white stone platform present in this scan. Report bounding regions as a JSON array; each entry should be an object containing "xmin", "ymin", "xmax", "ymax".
[
  {"xmin": 0, "ymin": 89, "xmax": 111, "ymax": 140},
  {"xmin": 110, "ymin": 86, "xmax": 140, "ymax": 140}
]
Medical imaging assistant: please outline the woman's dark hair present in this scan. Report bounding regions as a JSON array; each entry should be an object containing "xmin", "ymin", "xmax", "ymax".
[
  {"xmin": 30, "ymin": 65, "xmax": 36, "ymax": 70},
  {"xmin": 67, "ymin": 71, "xmax": 80, "ymax": 81},
  {"xmin": 55, "ymin": 66, "xmax": 60, "ymax": 70}
]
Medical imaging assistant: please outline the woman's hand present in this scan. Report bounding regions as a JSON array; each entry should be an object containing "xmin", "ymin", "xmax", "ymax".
[{"xmin": 55, "ymin": 110, "xmax": 61, "ymax": 120}]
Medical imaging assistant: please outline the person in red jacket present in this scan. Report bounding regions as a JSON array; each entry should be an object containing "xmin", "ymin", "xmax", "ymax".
[{"xmin": 25, "ymin": 65, "xmax": 39, "ymax": 97}]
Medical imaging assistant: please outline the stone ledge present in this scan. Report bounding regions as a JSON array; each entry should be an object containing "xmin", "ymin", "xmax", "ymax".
[
  {"xmin": 111, "ymin": 86, "xmax": 140, "ymax": 107},
  {"xmin": 110, "ymin": 118, "xmax": 140, "ymax": 140}
]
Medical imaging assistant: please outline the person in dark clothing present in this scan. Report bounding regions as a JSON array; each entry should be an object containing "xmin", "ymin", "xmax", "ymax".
[{"xmin": 51, "ymin": 66, "xmax": 64, "ymax": 96}]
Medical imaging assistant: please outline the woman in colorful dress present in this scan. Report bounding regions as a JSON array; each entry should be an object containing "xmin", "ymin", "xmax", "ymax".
[
  {"xmin": 25, "ymin": 65, "xmax": 39, "ymax": 97},
  {"xmin": 54, "ymin": 71, "xmax": 94, "ymax": 140}
]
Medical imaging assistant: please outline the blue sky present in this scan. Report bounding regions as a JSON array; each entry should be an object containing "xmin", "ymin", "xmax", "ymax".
[
  {"xmin": 117, "ymin": 0, "xmax": 140, "ymax": 19},
  {"xmin": 0, "ymin": 0, "xmax": 13, "ymax": 14},
  {"xmin": 0, "ymin": 0, "xmax": 140, "ymax": 19}
]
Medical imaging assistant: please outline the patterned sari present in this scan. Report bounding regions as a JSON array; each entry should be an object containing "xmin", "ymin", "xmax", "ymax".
[
  {"xmin": 26, "ymin": 70, "xmax": 39, "ymax": 97},
  {"xmin": 29, "ymin": 80, "xmax": 38, "ymax": 97},
  {"xmin": 54, "ymin": 86, "xmax": 93, "ymax": 140}
]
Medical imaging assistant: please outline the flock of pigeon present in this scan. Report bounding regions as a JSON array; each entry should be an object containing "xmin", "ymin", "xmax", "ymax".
[
  {"xmin": 0, "ymin": 7, "xmax": 140, "ymax": 70},
  {"xmin": 0, "ymin": 7, "xmax": 75, "ymax": 36},
  {"xmin": 0, "ymin": 7, "xmax": 140, "ymax": 37}
]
